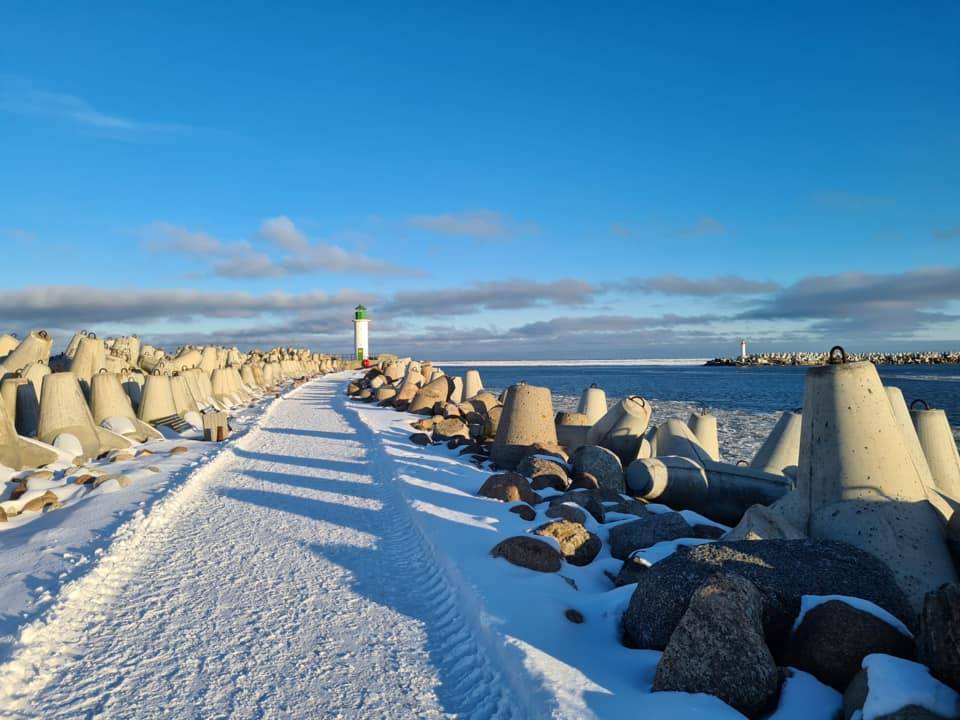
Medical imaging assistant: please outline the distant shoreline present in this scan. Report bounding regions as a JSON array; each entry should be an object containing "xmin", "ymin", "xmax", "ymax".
[
  {"xmin": 705, "ymin": 351, "xmax": 960, "ymax": 367},
  {"xmin": 430, "ymin": 359, "xmax": 710, "ymax": 367}
]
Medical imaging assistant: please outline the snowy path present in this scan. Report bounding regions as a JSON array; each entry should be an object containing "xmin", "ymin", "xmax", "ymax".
[{"xmin": 0, "ymin": 375, "xmax": 518, "ymax": 719}]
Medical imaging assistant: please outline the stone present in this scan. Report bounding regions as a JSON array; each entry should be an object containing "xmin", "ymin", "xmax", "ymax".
[
  {"xmin": 477, "ymin": 473, "xmax": 543, "ymax": 505},
  {"xmin": 408, "ymin": 376, "xmax": 454, "ymax": 414},
  {"xmin": 517, "ymin": 455, "xmax": 570, "ymax": 492},
  {"xmin": 491, "ymin": 536, "xmax": 562, "ymax": 572},
  {"xmin": 621, "ymin": 539, "xmax": 913, "ymax": 652},
  {"xmin": 571, "ymin": 445, "xmax": 624, "ymax": 493},
  {"xmin": 546, "ymin": 489, "xmax": 612, "ymax": 523},
  {"xmin": 409, "ymin": 433, "xmax": 431, "ymax": 446},
  {"xmin": 433, "ymin": 417, "xmax": 469, "ymax": 441},
  {"xmin": 509, "ymin": 503, "xmax": 536, "ymax": 521},
  {"xmin": 483, "ymin": 405, "xmax": 503, "ymax": 441},
  {"xmin": 918, "ymin": 583, "xmax": 960, "ymax": 692},
  {"xmin": 652, "ymin": 573, "xmax": 781, "ymax": 718},
  {"xmin": 692, "ymin": 523, "xmax": 726, "ymax": 539},
  {"xmin": 786, "ymin": 599, "xmax": 916, "ymax": 690},
  {"xmin": 546, "ymin": 503, "xmax": 588, "ymax": 525},
  {"xmin": 534, "ymin": 520, "xmax": 601, "ymax": 566},
  {"xmin": 608, "ymin": 512, "xmax": 695, "ymax": 560},
  {"xmin": 412, "ymin": 418, "xmax": 435, "ymax": 432},
  {"xmin": 169, "ymin": 446, "xmax": 189, "ymax": 455},
  {"xmin": 571, "ymin": 472, "xmax": 600, "ymax": 490},
  {"xmin": 565, "ymin": 608, "xmax": 584, "ymax": 624}
]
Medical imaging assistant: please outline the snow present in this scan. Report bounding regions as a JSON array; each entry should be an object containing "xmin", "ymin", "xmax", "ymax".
[
  {"xmin": 861, "ymin": 654, "xmax": 960, "ymax": 720},
  {"xmin": 793, "ymin": 595, "xmax": 913, "ymax": 638},
  {"xmin": 0, "ymin": 373, "xmax": 913, "ymax": 718},
  {"xmin": 769, "ymin": 668, "xmax": 843, "ymax": 719}
]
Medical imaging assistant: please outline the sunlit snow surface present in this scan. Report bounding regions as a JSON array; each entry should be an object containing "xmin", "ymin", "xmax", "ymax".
[{"xmin": 0, "ymin": 373, "xmax": 928, "ymax": 718}]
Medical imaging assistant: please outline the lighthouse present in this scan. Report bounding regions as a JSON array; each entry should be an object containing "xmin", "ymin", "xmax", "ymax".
[
  {"xmin": 353, "ymin": 305, "xmax": 370, "ymax": 361},
  {"xmin": 739, "ymin": 337, "xmax": 748, "ymax": 361}
]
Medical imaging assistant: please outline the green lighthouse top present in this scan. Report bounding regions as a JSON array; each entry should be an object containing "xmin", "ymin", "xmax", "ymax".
[{"xmin": 354, "ymin": 304, "xmax": 369, "ymax": 320}]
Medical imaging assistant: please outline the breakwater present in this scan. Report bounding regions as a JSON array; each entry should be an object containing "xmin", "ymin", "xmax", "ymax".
[{"xmin": 706, "ymin": 350, "xmax": 960, "ymax": 367}]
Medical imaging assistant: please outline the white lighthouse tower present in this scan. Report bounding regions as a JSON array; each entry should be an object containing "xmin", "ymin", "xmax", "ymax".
[
  {"xmin": 353, "ymin": 305, "xmax": 370, "ymax": 362},
  {"xmin": 739, "ymin": 337, "xmax": 748, "ymax": 361}
]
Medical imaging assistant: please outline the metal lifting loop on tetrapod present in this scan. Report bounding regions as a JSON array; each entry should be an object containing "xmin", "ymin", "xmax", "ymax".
[{"xmin": 827, "ymin": 345, "xmax": 847, "ymax": 364}]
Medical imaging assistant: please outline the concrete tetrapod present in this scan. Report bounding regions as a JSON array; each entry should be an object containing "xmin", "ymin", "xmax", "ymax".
[
  {"xmin": 462, "ymin": 370, "xmax": 483, "ymax": 401},
  {"xmin": 90, "ymin": 372, "xmax": 163, "ymax": 442},
  {"xmin": 167, "ymin": 348, "xmax": 202, "ymax": 373},
  {"xmin": 64, "ymin": 330, "xmax": 88, "ymax": 359},
  {"xmin": 577, "ymin": 384, "xmax": 608, "ymax": 425},
  {"xmin": 1, "ymin": 377, "xmax": 21, "ymax": 421},
  {"xmin": 408, "ymin": 376, "xmax": 454, "ymax": 414},
  {"xmin": 450, "ymin": 375, "xmax": 464, "ymax": 404},
  {"xmin": 38, "ymin": 372, "xmax": 132, "ymax": 461},
  {"xmin": 21, "ymin": 361, "xmax": 49, "ymax": 401},
  {"xmin": 884, "ymin": 387, "xmax": 952, "ymax": 525},
  {"xmin": 797, "ymin": 352, "xmax": 956, "ymax": 613},
  {"xmin": 750, "ymin": 410, "xmax": 802, "ymax": 477},
  {"xmin": 0, "ymin": 392, "xmax": 57, "ymax": 470},
  {"xmin": 14, "ymin": 378, "xmax": 40, "ymax": 438},
  {"xmin": 587, "ymin": 396, "xmax": 652, "ymax": 465},
  {"xmin": 626, "ymin": 454, "xmax": 790, "ymax": 526},
  {"xmin": 0, "ymin": 334, "xmax": 19, "ymax": 359},
  {"xmin": 555, "ymin": 411, "xmax": 592, "ymax": 452},
  {"xmin": 170, "ymin": 375, "xmax": 203, "ymax": 428},
  {"xmin": 686, "ymin": 411, "xmax": 719, "ymax": 461},
  {"xmin": 3, "ymin": 377, "xmax": 40, "ymax": 438},
  {"xmin": 137, "ymin": 374, "xmax": 181, "ymax": 425},
  {"xmin": 0, "ymin": 330, "xmax": 53, "ymax": 378},
  {"xmin": 70, "ymin": 336, "xmax": 107, "ymax": 395},
  {"xmin": 491, "ymin": 383, "xmax": 558, "ymax": 471},
  {"xmin": 210, "ymin": 368, "xmax": 238, "ymax": 408},
  {"xmin": 199, "ymin": 346, "xmax": 219, "ymax": 376},
  {"xmin": 911, "ymin": 400, "xmax": 960, "ymax": 502}
]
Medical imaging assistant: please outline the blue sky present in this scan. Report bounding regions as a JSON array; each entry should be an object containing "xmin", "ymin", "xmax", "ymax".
[{"xmin": 1, "ymin": 1, "xmax": 958, "ymax": 358}]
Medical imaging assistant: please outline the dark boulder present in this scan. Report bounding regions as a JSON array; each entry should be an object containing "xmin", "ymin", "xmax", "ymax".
[
  {"xmin": 652, "ymin": 573, "xmax": 781, "ymax": 718},
  {"xmin": 608, "ymin": 512, "xmax": 695, "ymax": 560},
  {"xmin": 918, "ymin": 582, "xmax": 960, "ymax": 692},
  {"xmin": 491, "ymin": 536, "xmax": 562, "ymax": 572},
  {"xmin": 622, "ymin": 539, "xmax": 913, "ymax": 652},
  {"xmin": 785, "ymin": 598, "xmax": 915, "ymax": 690}
]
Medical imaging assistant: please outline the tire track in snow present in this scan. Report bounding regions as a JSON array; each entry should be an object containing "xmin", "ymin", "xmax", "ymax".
[
  {"xmin": 0, "ymin": 376, "xmax": 524, "ymax": 719},
  {"xmin": 342, "ymin": 394, "xmax": 523, "ymax": 720}
]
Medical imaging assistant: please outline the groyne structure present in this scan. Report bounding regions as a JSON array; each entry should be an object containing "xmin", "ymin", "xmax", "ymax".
[{"xmin": 706, "ymin": 349, "xmax": 960, "ymax": 367}]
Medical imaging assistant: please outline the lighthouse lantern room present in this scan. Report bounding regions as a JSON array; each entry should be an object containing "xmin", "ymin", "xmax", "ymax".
[{"xmin": 354, "ymin": 305, "xmax": 370, "ymax": 361}]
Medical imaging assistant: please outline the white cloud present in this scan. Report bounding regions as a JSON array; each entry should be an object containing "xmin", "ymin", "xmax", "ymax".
[{"xmin": 407, "ymin": 210, "xmax": 538, "ymax": 240}]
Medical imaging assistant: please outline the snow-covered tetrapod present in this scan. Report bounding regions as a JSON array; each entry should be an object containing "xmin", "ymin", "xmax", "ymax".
[{"xmin": 797, "ymin": 348, "xmax": 956, "ymax": 614}]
